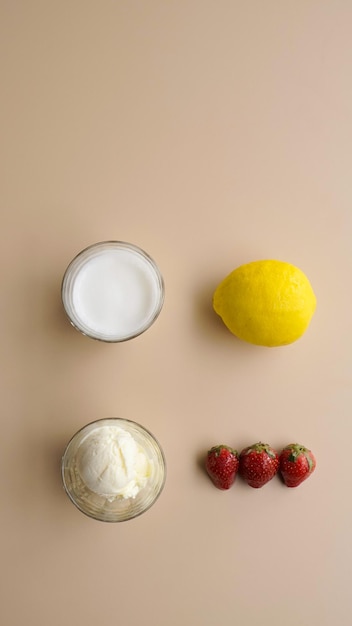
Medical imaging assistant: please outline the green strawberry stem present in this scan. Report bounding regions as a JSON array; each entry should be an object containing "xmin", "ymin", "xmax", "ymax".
[
  {"xmin": 285, "ymin": 443, "xmax": 314, "ymax": 471},
  {"xmin": 246, "ymin": 442, "xmax": 276, "ymax": 458},
  {"xmin": 210, "ymin": 444, "xmax": 238, "ymax": 457}
]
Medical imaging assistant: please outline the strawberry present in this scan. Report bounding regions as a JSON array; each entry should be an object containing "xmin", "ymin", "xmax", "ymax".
[
  {"xmin": 239, "ymin": 442, "xmax": 279, "ymax": 488},
  {"xmin": 205, "ymin": 445, "xmax": 239, "ymax": 490},
  {"xmin": 279, "ymin": 443, "xmax": 316, "ymax": 487}
]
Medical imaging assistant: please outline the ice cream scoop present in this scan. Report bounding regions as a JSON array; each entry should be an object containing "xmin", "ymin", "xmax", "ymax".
[{"xmin": 76, "ymin": 425, "xmax": 152, "ymax": 500}]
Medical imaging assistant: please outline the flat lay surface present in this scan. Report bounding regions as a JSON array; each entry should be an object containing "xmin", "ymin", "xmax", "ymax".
[{"xmin": 1, "ymin": 2, "xmax": 351, "ymax": 625}]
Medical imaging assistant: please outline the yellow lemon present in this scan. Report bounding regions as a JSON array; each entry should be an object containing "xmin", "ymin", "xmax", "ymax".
[{"xmin": 213, "ymin": 260, "xmax": 316, "ymax": 347}]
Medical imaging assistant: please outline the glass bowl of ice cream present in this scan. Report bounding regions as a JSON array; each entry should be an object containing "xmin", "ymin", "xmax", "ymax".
[{"xmin": 61, "ymin": 418, "xmax": 166, "ymax": 522}]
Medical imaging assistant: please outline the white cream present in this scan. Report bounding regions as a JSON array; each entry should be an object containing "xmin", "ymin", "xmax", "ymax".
[
  {"xmin": 76, "ymin": 425, "xmax": 152, "ymax": 500},
  {"xmin": 70, "ymin": 246, "xmax": 162, "ymax": 340}
]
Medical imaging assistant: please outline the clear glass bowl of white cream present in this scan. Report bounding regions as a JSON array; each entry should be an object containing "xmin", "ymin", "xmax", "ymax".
[
  {"xmin": 62, "ymin": 418, "xmax": 166, "ymax": 522},
  {"xmin": 61, "ymin": 241, "xmax": 164, "ymax": 342}
]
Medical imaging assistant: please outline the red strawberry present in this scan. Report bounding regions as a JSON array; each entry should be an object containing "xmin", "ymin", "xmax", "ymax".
[
  {"xmin": 205, "ymin": 445, "xmax": 239, "ymax": 490},
  {"xmin": 279, "ymin": 443, "xmax": 316, "ymax": 487},
  {"xmin": 239, "ymin": 442, "xmax": 279, "ymax": 488}
]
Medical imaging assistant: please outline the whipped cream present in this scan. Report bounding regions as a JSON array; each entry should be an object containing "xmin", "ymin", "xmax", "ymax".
[{"xmin": 76, "ymin": 425, "xmax": 152, "ymax": 500}]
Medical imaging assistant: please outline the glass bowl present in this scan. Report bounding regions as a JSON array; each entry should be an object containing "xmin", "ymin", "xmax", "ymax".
[
  {"xmin": 61, "ymin": 418, "xmax": 166, "ymax": 522},
  {"xmin": 61, "ymin": 241, "xmax": 164, "ymax": 342}
]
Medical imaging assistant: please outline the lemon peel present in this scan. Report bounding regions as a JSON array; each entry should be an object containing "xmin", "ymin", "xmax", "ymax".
[{"xmin": 213, "ymin": 259, "xmax": 316, "ymax": 347}]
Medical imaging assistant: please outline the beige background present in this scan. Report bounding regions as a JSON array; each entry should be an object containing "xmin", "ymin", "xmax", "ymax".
[{"xmin": 1, "ymin": 1, "xmax": 351, "ymax": 625}]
